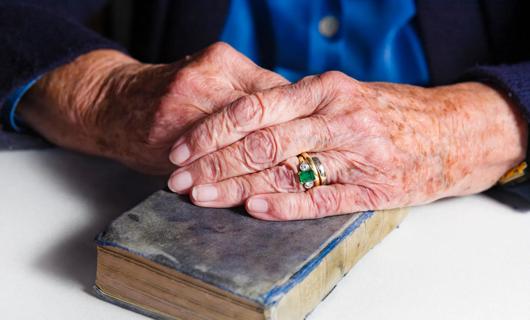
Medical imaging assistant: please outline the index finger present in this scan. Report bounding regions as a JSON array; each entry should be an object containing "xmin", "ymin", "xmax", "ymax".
[{"xmin": 169, "ymin": 75, "xmax": 327, "ymax": 166}]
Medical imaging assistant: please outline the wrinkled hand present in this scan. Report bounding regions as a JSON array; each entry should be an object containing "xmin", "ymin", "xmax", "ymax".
[
  {"xmin": 20, "ymin": 43, "xmax": 287, "ymax": 174},
  {"xmin": 168, "ymin": 71, "xmax": 527, "ymax": 220}
]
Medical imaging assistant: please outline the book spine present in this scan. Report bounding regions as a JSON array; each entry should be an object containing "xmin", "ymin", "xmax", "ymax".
[{"xmin": 266, "ymin": 209, "xmax": 407, "ymax": 320}]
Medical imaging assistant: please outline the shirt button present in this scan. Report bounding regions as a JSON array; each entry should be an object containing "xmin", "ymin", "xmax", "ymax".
[{"xmin": 319, "ymin": 15, "xmax": 340, "ymax": 38}]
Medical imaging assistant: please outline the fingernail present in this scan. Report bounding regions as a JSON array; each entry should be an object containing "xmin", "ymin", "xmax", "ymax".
[
  {"xmin": 168, "ymin": 171, "xmax": 193, "ymax": 193},
  {"xmin": 192, "ymin": 184, "xmax": 218, "ymax": 202},
  {"xmin": 170, "ymin": 143, "xmax": 190, "ymax": 165},
  {"xmin": 247, "ymin": 197, "xmax": 269, "ymax": 213}
]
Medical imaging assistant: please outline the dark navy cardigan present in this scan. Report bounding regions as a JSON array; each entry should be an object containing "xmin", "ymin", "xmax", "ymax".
[{"xmin": 1, "ymin": 0, "xmax": 530, "ymax": 200}]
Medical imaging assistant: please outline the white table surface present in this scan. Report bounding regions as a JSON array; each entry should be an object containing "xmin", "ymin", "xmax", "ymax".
[{"xmin": 1, "ymin": 148, "xmax": 529, "ymax": 320}]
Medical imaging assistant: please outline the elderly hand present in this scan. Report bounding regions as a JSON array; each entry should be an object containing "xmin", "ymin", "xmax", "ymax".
[
  {"xmin": 168, "ymin": 71, "xmax": 527, "ymax": 220},
  {"xmin": 19, "ymin": 43, "xmax": 287, "ymax": 174}
]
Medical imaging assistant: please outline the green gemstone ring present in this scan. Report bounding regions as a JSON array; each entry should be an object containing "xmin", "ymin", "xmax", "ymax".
[{"xmin": 297, "ymin": 153, "xmax": 326, "ymax": 190}]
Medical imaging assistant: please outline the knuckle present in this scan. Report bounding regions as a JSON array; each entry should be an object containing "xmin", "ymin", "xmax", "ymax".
[
  {"xmin": 290, "ymin": 74, "xmax": 327, "ymax": 114},
  {"xmin": 206, "ymin": 42, "xmax": 234, "ymax": 58},
  {"xmin": 296, "ymin": 74, "xmax": 321, "ymax": 96},
  {"xmin": 233, "ymin": 177, "xmax": 253, "ymax": 201},
  {"xmin": 189, "ymin": 119, "xmax": 216, "ymax": 150},
  {"xmin": 320, "ymin": 70, "xmax": 349, "ymax": 84},
  {"xmin": 257, "ymin": 70, "xmax": 290, "ymax": 88},
  {"xmin": 199, "ymin": 154, "xmax": 224, "ymax": 182},
  {"xmin": 318, "ymin": 71, "xmax": 358, "ymax": 95},
  {"xmin": 361, "ymin": 188, "xmax": 379, "ymax": 209},
  {"xmin": 309, "ymin": 188, "xmax": 341, "ymax": 218},
  {"xmin": 297, "ymin": 74, "xmax": 319, "ymax": 86},
  {"xmin": 311, "ymin": 115, "xmax": 334, "ymax": 148},
  {"xmin": 355, "ymin": 185, "xmax": 385, "ymax": 209},
  {"xmin": 193, "ymin": 42, "xmax": 236, "ymax": 67},
  {"xmin": 268, "ymin": 165, "xmax": 300, "ymax": 192},
  {"xmin": 227, "ymin": 94, "xmax": 264, "ymax": 129},
  {"xmin": 242, "ymin": 129, "xmax": 279, "ymax": 168}
]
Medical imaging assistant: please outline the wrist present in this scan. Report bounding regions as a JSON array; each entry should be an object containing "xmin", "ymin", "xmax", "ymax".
[
  {"xmin": 434, "ymin": 82, "xmax": 528, "ymax": 196},
  {"xmin": 18, "ymin": 49, "xmax": 139, "ymax": 154}
]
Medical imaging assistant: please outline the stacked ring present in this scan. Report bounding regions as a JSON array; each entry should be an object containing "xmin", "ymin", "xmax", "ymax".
[
  {"xmin": 311, "ymin": 156, "xmax": 327, "ymax": 186},
  {"xmin": 297, "ymin": 152, "xmax": 328, "ymax": 189}
]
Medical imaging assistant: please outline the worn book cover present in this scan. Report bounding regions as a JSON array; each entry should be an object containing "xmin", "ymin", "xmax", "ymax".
[{"xmin": 95, "ymin": 190, "xmax": 406, "ymax": 320}]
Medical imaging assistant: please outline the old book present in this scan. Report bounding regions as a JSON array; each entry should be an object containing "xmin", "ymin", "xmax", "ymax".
[{"xmin": 95, "ymin": 190, "xmax": 407, "ymax": 320}]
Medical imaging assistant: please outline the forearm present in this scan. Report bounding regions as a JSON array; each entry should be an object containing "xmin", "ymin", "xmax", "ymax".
[{"xmin": 18, "ymin": 50, "xmax": 138, "ymax": 156}]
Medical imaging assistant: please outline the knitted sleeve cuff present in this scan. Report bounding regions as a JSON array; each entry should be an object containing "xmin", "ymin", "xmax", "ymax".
[
  {"xmin": 463, "ymin": 62, "xmax": 530, "ymax": 202},
  {"xmin": 0, "ymin": 3, "xmax": 124, "ymax": 131},
  {"xmin": 462, "ymin": 62, "xmax": 530, "ymax": 121}
]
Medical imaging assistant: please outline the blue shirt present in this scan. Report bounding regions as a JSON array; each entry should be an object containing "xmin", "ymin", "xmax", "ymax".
[{"xmin": 220, "ymin": 0, "xmax": 429, "ymax": 84}]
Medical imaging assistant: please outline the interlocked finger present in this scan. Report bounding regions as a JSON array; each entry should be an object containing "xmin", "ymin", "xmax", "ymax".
[
  {"xmin": 188, "ymin": 152, "xmax": 342, "ymax": 208},
  {"xmin": 168, "ymin": 116, "xmax": 334, "ymax": 194}
]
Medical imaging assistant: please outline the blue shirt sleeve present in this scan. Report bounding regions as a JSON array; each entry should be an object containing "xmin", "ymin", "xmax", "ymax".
[{"xmin": 1, "ymin": 77, "xmax": 41, "ymax": 132}]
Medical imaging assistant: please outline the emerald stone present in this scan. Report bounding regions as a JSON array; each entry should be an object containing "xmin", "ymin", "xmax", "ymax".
[{"xmin": 299, "ymin": 169, "xmax": 316, "ymax": 184}]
